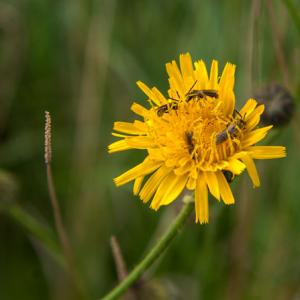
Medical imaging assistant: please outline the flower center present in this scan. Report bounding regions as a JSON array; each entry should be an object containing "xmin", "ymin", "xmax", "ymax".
[{"xmin": 148, "ymin": 97, "xmax": 244, "ymax": 171}]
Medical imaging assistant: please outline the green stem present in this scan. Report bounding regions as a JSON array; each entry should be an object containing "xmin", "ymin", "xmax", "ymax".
[
  {"xmin": 282, "ymin": 0, "xmax": 300, "ymax": 37},
  {"xmin": 100, "ymin": 199, "xmax": 194, "ymax": 300}
]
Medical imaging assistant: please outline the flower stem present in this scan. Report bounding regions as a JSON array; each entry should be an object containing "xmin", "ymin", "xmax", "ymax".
[{"xmin": 100, "ymin": 198, "xmax": 194, "ymax": 300}]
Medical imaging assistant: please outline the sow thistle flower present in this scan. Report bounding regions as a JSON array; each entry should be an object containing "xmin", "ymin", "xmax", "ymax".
[{"xmin": 108, "ymin": 53, "xmax": 286, "ymax": 224}]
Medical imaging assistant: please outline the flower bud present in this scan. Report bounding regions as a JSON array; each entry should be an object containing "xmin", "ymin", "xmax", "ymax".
[{"xmin": 255, "ymin": 83, "xmax": 295, "ymax": 127}]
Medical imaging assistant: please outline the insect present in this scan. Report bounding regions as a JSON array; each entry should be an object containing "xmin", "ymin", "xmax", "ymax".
[
  {"xmin": 156, "ymin": 101, "xmax": 179, "ymax": 117},
  {"xmin": 215, "ymin": 110, "xmax": 246, "ymax": 145},
  {"xmin": 185, "ymin": 131, "xmax": 195, "ymax": 154},
  {"xmin": 156, "ymin": 81, "xmax": 218, "ymax": 116},
  {"xmin": 186, "ymin": 89, "xmax": 219, "ymax": 102},
  {"xmin": 223, "ymin": 170, "xmax": 234, "ymax": 183},
  {"xmin": 185, "ymin": 80, "xmax": 219, "ymax": 102}
]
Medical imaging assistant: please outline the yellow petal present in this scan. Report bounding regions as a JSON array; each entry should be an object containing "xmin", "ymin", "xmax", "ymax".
[
  {"xmin": 179, "ymin": 156, "xmax": 190, "ymax": 167},
  {"xmin": 167, "ymin": 87, "xmax": 181, "ymax": 100},
  {"xmin": 168, "ymin": 77, "xmax": 185, "ymax": 99},
  {"xmin": 151, "ymin": 87, "xmax": 168, "ymax": 104},
  {"xmin": 214, "ymin": 159, "xmax": 230, "ymax": 170},
  {"xmin": 231, "ymin": 151, "xmax": 248, "ymax": 160},
  {"xmin": 204, "ymin": 171, "xmax": 220, "ymax": 200},
  {"xmin": 241, "ymin": 155, "xmax": 260, "ymax": 187},
  {"xmin": 216, "ymin": 171, "xmax": 235, "ymax": 204},
  {"xmin": 194, "ymin": 60, "xmax": 209, "ymax": 88},
  {"xmin": 227, "ymin": 158, "xmax": 246, "ymax": 175},
  {"xmin": 166, "ymin": 60, "xmax": 182, "ymax": 81},
  {"xmin": 174, "ymin": 161, "xmax": 193, "ymax": 176},
  {"xmin": 179, "ymin": 53, "xmax": 194, "ymax": 82},
  {"xmin": 245, "ymin": 104, "xmax": 264, "ymax": 131},
  {"xmin": 133, "ymin": 120, "xmax": 148, "ymax": 131},
  {"xmin": 209, "ymin": 60, "xmax": 218, "ymax": 89},
  {"xmin": 222, "ymin": 90, "xmax": 235, "ymax": 117},
  {"xmin": 126, "ymin": 136, "xmax": 154, "ymax": 149},
  {"xmin": 219, "ymin": 63, "xmax": 236, "ymax": 116},
  {"xmin": 166, "ymin": 61, "xmax": 185, "ymax": 97},
  {"xmin": 248, "ymin": 146, "xmax": 286, "ymax": 159},
  {"xmin": 139, "ymin": 165, "xmax": 172, "ymax": 203},
  {"xmin": 219, "ymin": 63, "xmax": 235, "ymax": 92},
  {"xmin": 108, "ymin": 140, "xmax": 131, "ymax": 153},
  {"xmin": 239, "ymin": 98, "xmax": 257, "ymax": 118},
  {"xmin": 114, "ymin": 121, "xmax": 147, "ymax": 135},
  {"xmin": 131, "ymin": 102, "xmax": 149, "ymax": 117},
  {"xmin": 111, "ymin": 133, "xmax": 130, "ymax": 138},
  {"xmin": 242, "ymin": 125, "xmax": 273, "ymax": 148},
  {"xmin": 133, "ymin": 176, "xmax": 144, "ymax": 195},
  {"xmin": 114, "ymin": 158, "xmax": 162, "ymax": 186},
  {"xmin": 148, "ymin": 148, "xmax": 165, "ymax": 161},
  {"xmin": 159, "ymin": 174, "xmax": 189, "ymax": 206},
  {"xmin": 195, "ymin": 173, "xmax": 209, "ymax": 224},
  {"xmin": 136, "ymin": 81, "xmax": 161, "ymax": 105},
  {"xmin": 150, "ymin": 172, "xmax": 187, "ymax": 210},
  {"xmin": 165, "ymin": 157, "xmax": 180, "ymax": 168},
  {"xmin": 186, "ymin": 175, "xmax": 197, "ymax": 190}
]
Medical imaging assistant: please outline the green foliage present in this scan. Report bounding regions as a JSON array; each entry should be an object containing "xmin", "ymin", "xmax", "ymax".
[{"xmin": 0, "ymin": 0, "xmax": 299, "ymax": 299}]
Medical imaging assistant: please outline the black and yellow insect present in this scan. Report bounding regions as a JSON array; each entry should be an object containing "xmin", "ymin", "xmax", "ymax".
[
  {"xmin": 185, "ymin": 80, "xmax": 218, "ymax": 102},
  {"xmin": 215, "ymin": 110, "xmax": 246, "ymax": 145},
  {"xmin": 185, "ymin": 131, "xmax": 195, "ymax": 154},
  {"xmin": 155, "ymin": 80, "xmax": 218, "ymax": 117},
  {"xmin": 155, "ymin": 101, "xmax": 179, "ymax": 117}
]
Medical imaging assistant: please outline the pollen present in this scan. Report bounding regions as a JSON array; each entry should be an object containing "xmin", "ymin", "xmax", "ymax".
[{"xmin": 108, "ymin": 53, "xmax": 286, "ymax": 224}]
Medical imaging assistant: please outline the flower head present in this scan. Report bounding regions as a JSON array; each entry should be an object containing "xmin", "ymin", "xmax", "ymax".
[{"xmin": 109, "ymin": 53, "xmax": 286, "ymax": 224}]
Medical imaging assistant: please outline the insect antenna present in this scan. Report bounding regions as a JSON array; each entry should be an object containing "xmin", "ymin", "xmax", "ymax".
[
  {"xmin": 234, "ymin": 109, "xmax": 244, "ymax": 119},
  {"xmin": 186, "ymin": 80, "xmax": 198, "ymax": 95},
  {"xmin": 168, "ymin": 97, "xmax": 180, "ymax": 102}
]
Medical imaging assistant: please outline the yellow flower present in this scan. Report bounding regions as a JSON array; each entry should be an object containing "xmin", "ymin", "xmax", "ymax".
[{"xmin": 109, "ymin": 53, "xmax": 286, "ymax": 224}]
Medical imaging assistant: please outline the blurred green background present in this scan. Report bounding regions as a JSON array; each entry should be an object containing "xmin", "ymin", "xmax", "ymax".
[{"xmin": 0, "ymin": 0, "xmax": 299, "ymax": 299}]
